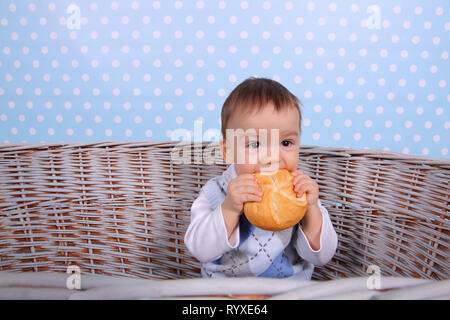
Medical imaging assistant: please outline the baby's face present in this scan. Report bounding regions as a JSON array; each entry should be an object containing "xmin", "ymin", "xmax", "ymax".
[{"xmin": 221, "ymin": 102, "xmax": 300, "ymax": 175}]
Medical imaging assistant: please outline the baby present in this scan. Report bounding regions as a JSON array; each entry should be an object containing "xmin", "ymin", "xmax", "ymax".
[{"xmin": 184, "ymin": 77, "xmax": 338, "ymax": 279}]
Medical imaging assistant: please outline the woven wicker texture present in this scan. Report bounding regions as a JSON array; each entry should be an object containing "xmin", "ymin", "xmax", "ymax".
[
  {"xmin": 0, "ymin": 141, "xmax": 449, "ymax": 281},
  {"xmin": 1, "ymin": 272, "xmax": 449, "ymax": 300}
]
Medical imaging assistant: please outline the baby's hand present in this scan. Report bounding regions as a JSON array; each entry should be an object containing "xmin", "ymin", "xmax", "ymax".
[
  {"xmin": 222, "ymin": 174, "xmax": 263, "ymax": 216},
  {"xmin": 291, "ymin": 170, "xmax": 319, "ymax": 208}
]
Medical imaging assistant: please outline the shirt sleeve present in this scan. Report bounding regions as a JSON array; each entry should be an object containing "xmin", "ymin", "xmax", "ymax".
[
  {"xmin": 184, "ymin": 191, "xmax": 240, "ymax": 263},
  {"xmin": 294, "ymin": 200, "xmax": 338, "ymax": 266}
]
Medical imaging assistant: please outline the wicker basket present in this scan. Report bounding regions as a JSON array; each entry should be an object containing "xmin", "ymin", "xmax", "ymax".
[{"xmin": 0, "ymin": 141, "xmax": 448, "ymax": 283}]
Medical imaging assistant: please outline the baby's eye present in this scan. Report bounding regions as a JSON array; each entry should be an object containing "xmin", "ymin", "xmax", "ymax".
[
  {"xmin": 281, "ymin": 140, "xmax": 292, "ymax": 147},
  {"xmin": 248, "ymin": 141, "xmax": 260, "ymax": 149}
]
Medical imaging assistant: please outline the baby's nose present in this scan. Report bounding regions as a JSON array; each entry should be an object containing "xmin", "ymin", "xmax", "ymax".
[{"xmin": 259, "ymin": 147, "xmax": 280, "ymax": 171}]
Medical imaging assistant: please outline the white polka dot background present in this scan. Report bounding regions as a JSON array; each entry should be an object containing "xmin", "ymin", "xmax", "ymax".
[{"xmin": 0, "ymin": 1, "xmax": 449, "ymax": 158}]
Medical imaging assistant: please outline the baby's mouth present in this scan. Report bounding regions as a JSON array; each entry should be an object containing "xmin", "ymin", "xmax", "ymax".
[{"xmin": 259, "ymin": 164, "xmax": 280, "ymax": 174}]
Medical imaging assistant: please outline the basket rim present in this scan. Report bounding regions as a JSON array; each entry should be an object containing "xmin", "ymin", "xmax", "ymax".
[{"xmin": 0, "ymin": 140, "xmax": 449, "ymax": 164}]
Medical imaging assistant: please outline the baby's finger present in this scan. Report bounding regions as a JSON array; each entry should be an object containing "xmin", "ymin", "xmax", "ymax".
[
  {"xmin": 291, "ymin": 169, "xmax": 306, "ymax": 176},
  {"xmin": 292, "ymin": 174, "xmax": 309, "ymax": 186},
  {"xmin": 239, "ymin": 185, "xmax": 263, "ymax": 198},
  {"xmin": 238, "ymin": 180, "xmax": 263, "ymax": 194},
  {"xmin": 243, "ymin": 192, "xmax": 263, "ymax": 203},
  {"xmin": 294, "ymin": 181, "xmax": 313, "ymax": 196}
]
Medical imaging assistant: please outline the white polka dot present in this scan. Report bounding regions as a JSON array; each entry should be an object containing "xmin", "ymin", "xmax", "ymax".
[
  {"xmin": 346, "ymin": 91, "xmax": 354, "ymax": 99},
  {"xmin": 404, "ymin": 120, "xmax": 413, "ymax": 129},
  {"xmin": 421, "ymin": 148, "xmax": 429, "ymax": 156},
  {"xmin": 132, "ymin": 115, "xmax": 142, "ymax": 124},
  {"xmin": 413, "ymin": 134, "xmax": 421, "ymax": 142},
  {"xmin": 165, "ymin": 102, "xmax": 173, "ymax": 111},
  {"xmin": 175, "ymin": 88, "xmax": 183, "ymax": 96},
  {"xmin": 304, "ymin": 90, "xmax": 312, "ymax": 98},
  {"xmin": 303, "ymin": 118, "xmax": 310, "ymax": 127},
  {"xmin": 313, "ymin": 105, "xmax": 322, "ymax": 113},
  {"xmin": 355, "ymin": 106, "xmax": 364, "ymax": 114}
]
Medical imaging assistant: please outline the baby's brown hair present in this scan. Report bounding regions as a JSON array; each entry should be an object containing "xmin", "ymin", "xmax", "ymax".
[{"xmin": 221, "ymin": 77, "xmax": 302, "ymax": 138}]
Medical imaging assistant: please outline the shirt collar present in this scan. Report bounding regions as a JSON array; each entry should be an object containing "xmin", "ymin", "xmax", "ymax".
[{"xmin": 221, "ymin": 163, "xmax": 237, "ymax": 190}]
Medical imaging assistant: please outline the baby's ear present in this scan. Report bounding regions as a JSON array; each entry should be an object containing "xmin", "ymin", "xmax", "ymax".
[{"xmin": 219, "ymin": 138, "xmax": 233, "ymax": 164}]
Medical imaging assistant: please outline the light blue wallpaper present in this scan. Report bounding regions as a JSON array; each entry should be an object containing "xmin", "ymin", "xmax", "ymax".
[{"xmin": 0, "ymin": 1, "xmax": 448, "ymax": 158}]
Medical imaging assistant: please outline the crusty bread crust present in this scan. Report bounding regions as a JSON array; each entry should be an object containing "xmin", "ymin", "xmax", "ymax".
[{"xmin": 244, "ymin": 169, "xmax": 308, "ymax": 231}]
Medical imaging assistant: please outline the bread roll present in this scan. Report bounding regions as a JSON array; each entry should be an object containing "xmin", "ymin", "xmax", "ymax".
[{"xmin": 243, "ymin": 169, "xmax": 308, "ymax": 231}]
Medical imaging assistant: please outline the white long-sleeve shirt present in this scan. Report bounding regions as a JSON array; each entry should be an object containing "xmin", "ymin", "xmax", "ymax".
[{"xmin": 184, "ymin": 163, "xmax": 338, "ymax": 279}]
